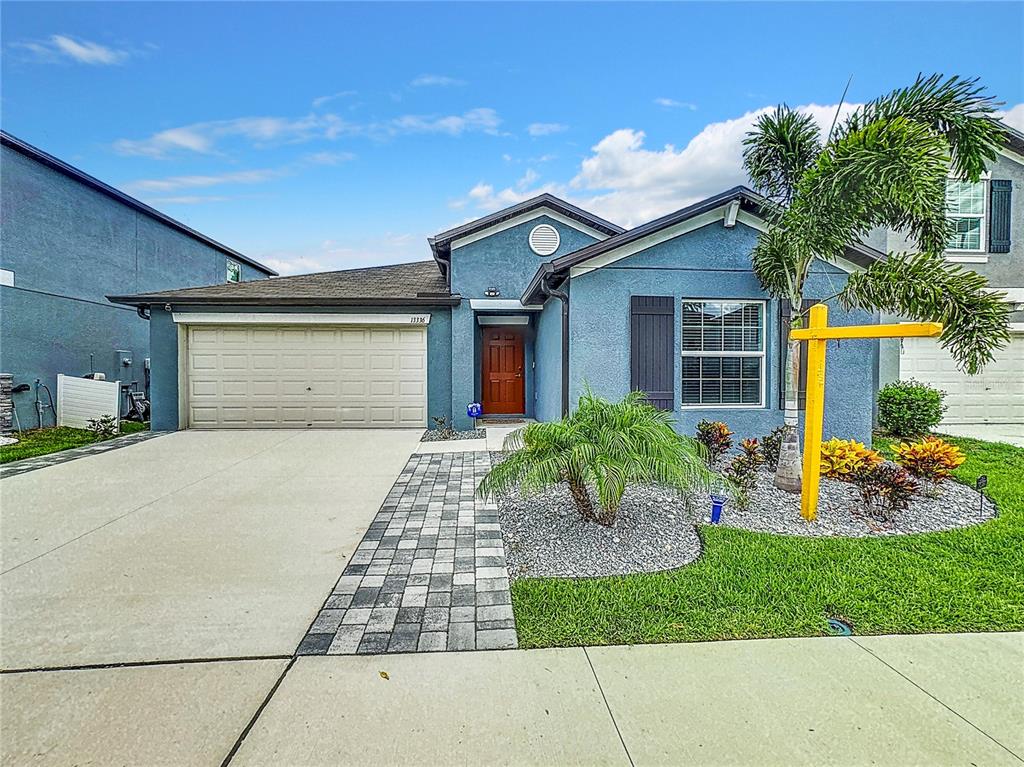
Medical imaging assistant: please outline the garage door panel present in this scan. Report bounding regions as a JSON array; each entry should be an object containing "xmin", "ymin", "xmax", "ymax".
[
  {"xmin": 399, "ymin": 380, "xmax": 425, "ymax": 397},
  {"xmin": 221, "ymin": 381, "xmax": 248, "ymax": 397},
  {"xmin": 310, "ymin": 354, "xmax": 338, "ymax": 370},
  {"xmin": 900, "ymin": 335, "xmax": 1023, "ymax": 426},
  {"xmin": 186, "ymin": 324, "xmax": 427, "ymax": 428}
]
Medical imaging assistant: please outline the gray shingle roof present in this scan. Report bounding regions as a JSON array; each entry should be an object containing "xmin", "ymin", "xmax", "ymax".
[{"xmin": 108, "ymin": 260, "xmax": 455, "ymax": 307}]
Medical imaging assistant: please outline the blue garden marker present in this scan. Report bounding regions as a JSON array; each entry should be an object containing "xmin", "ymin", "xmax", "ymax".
[
  {"xmin": 710, "ymin": 493, "xmax": 729, "ymax": 524},
  {"xmin": 467, "ymin": 402, "xmax": 482, "ymax": 419}
]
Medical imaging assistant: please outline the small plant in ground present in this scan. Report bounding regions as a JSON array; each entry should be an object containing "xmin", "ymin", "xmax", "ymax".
[
  {"xmin": 87, "ymin": 415, "xmax": 118, "ymax": 439},
  {"xmin": 430, "ymin": 415, "xmax": 457, "ymax": 440},
  {"xmin": 695, "ymin": 420, "xmax": 733, "ymax": 467},
  {"xmin": 850, "ymin": 462, "xmax": 919, "ymax": 521},
  {"xmin": 893, "ymin": 436, "xmax": 966, "ymax": 481},
  {"xmin": 878, "ymin": 380, "xmax": 946, "ymax": 437},
  {"xmin": 724, "ymin": 438, "xmax": 765, "ymax": 509},
  {"xmin": 760, "ymin": 426, "xmax": 786, "ymax": 471},
  {"xmin": 478, "ymin": 389, "xmax": 712, "ymax": 526},
  {"xmin": 820, "ymin": 438, "xmax": 883, "ymax": 480}
]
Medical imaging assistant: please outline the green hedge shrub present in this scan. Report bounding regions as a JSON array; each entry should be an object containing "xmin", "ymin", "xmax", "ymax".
[{"xmin": 878, "ymin": 380, "xmax": 945, "ymax": 437}]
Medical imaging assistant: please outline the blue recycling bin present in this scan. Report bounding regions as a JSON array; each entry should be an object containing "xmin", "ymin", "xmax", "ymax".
[{"xmin": 710, "ymin": 493, "xmax": 729, "ymax": 524}]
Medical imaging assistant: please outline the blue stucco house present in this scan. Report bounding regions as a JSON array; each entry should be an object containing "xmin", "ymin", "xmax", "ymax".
[
  {"xmin": 110, "ymin": 187, "xmax": 882, "ymax": 443},
  {"xmin": 0, "ymin": 131, "xmax": 276, "ymax": 430}
]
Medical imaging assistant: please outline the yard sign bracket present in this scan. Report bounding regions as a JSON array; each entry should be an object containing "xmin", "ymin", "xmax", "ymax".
[{"xmin": 789, "ymin": 304, "xmax": 942, "ymax": 521}]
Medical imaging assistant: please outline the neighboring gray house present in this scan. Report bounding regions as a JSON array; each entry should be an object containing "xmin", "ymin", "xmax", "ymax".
[
  {"xmin": 111, "ymin": 187, "xmax": 883, "ymax": 445},
  {"xmin": 0, "ymin": 131, "xmax": 276, "ymax": 430},
  {"xmin": 874, "ymin": 125, "xmax": 1024, "ymax": 441}
]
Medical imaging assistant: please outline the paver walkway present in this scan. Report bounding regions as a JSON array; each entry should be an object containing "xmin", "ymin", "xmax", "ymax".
[{"xmin": 297, "ymin": 451, "xmax": 518, "ymax": 655}]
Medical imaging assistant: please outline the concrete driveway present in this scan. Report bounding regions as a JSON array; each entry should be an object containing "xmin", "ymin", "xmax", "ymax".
[{"xmin": 1, "ymin": 429, "xmax": 420, "ymax": 669}]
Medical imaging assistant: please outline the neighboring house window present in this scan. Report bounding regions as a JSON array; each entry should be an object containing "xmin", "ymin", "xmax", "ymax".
[
  {"xmin": 945, "ymin": 179, "xmax": 986, "ymax": 252},
  {"xmin": 226, "ymin": 259, "xmax": 242, "ymax": 283},
  {"xmin": 681, "ymin": 301, "xmax": 765, "ymax": 407}
]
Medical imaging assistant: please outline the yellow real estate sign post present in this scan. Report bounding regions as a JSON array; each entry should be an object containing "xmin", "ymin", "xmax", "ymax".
[{"xmin": 789, "ymin": 304, "xmax": 943, "ymax": 521}]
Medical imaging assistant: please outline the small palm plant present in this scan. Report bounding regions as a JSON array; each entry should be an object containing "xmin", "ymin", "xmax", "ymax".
[{"xmin": 478, "ymin": 389, "xmax": 712, "ymax": 526}]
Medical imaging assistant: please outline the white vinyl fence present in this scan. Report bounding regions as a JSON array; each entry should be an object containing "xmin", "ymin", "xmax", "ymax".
[{"xmin": 56, "ymin": 374, "xmax": 120, "ymax": 429}]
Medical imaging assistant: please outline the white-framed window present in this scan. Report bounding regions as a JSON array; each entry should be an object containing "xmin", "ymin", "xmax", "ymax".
[
  {"xmin": 681, "ymin": 300, "xmax": 765, "ymax": 408},
  {"xmin": 226, "ymin": 259, "xmax": 242, "ymax": 283},
  {"xmin": 945, "ymin": 178, "xmax": 987, "ymax": 253}
]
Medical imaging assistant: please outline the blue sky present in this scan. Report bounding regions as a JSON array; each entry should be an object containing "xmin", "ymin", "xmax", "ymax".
[{"xmin": 3, "ymin": 2, "xmax": 1022, "ymax": 275}]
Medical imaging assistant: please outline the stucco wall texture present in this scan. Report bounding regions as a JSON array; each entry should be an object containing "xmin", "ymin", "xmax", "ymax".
[
  {"xmin": 449, "ymin": 215, "xmax": 600, "ymax": 428},
  {"xmin": 569, "ymin": 222, "xmax": 876, "ymax": 445},
  {"xmin": 0, "ymin": 144, "xmax": 271, "ymax": 428}
]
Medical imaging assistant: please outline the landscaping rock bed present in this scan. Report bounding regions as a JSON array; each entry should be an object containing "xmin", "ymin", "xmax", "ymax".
[
  {"xmin": 491, "ymin": 448, "xmax": 997, "ymax": 579},
  {"xmin": 492, "ymin": 453, "xmax": 702, "ymax": 579},
  {"xmin": 420, "ymin": 428, "xmax": 486, "ymax": 442},
  {"xmin": 716, "ymin": 468, "xmax": 996, "ymax": 537}
]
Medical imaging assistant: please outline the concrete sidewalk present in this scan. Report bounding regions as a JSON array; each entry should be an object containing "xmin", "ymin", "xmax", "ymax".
[{"xmin": 4, "ymin": 632, "xmax": 1020, "ymax": 766}]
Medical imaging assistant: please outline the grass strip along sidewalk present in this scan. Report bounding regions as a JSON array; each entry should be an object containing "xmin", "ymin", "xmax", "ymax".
[
  {"xmin": 0, "ymin": 422, "xmax": 148, "ymax": 464},
  {"xmin": 510, "ymin": 435, "xmax": 1024, "ymax": 647}
]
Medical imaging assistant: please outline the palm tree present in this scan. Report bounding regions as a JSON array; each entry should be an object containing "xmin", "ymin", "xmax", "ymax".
[
  {"xmin": 478, "ymin": 389, "xmax": 711, "ymax": 526},
  {"xmin": 742, "ymin": 74, "xmax": 1012, "ymax": 492}
]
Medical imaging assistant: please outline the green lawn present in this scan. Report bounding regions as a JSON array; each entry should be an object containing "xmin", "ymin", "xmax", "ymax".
[
  {"xmin": 0, "ymin": 421, "xmax": 148, "ymax": 464},
  {"xmin": 510, "ymin": 434, "xmax": 1024, "ymax": 647}
]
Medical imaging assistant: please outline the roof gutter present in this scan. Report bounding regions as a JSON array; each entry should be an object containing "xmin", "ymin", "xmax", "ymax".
[
  {"xmin": 428, "ymin": 236, "xmax": 452, "ymax": 289},
  {"xmin": 108, "ymin": 294, "xmax": 462, "ymax": 308}
]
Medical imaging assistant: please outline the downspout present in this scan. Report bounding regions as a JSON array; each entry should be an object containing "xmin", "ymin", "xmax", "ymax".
[
  {"xmin": 543, "ymin": 272, "xmax": 570, "ymax": 418},
  {"xmin": 137, "ymin": 305, "xmax": 151, "ymax": 320},
  {"xmin": 430, "ymin": 238, "xmax": 453, "ymax": 291}
]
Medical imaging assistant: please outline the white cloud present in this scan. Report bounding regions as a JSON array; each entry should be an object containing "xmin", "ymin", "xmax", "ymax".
[
  {"xmin": 998, "ymin": 103, "xmax": 1024, "ymax": 132},
  {"xmin": 303, "ymin": 150, "xmax": 355, "ymax": 165},
  {"xmin": 654, "ymin": 97, "xmax": 697, "ymax": 110},
  {"xmin": 527, "ymin": 122, "xmax": 568, "ymax": 137},
  {"xmin": 456, "ymin": 102, "xmax": 862, "ymax": 227},
  {"xmin": 125, "ymin": 152, "xmax": 354, "ymax": 195},
  {"xmin": 390, "ymin": 108, "xmax": 501, "ymax": 136},
  {"xmin": 312, "ymin": 90, "xmax": 356, "ymax": 108},
  {"xmin": 113, "ymin": 114, "xmax": 345, "ymax": 158},
  {"xmin": 14, "ymin": 34, "xmax": 131, "ymax": 65},
  {"xmin": 258, "ymin": 233, "xmax": 424, "ymax": 275},
  {"xmin": 115, "ymin": 108, "xmax": 501, "ymax": 157},
  {"xmin": 145, "ymin": 195, "xmax": 232, "ymax": 205},
  {"xmin": 410, "ymin": 74, "xmax": 466, "ymax": 87},
  {"xmin": 126, "ymin": 169, "xmax": 283, "ymax": 193}
]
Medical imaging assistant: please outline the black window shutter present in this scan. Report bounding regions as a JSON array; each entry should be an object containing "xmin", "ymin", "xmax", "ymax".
[
  {"xmin": 989, "ymin": 179, "xmax": 1012, "ymax": 253},
  {"xmin": 630, "ymin": 296, "xmax": 674, "ymax": 410},
  {"xmin": 779, "ymin": 299, "xmax": 812, "ymax": 410}
]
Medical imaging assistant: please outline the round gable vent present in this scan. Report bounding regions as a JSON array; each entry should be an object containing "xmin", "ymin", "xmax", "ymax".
[{"xmin": 528, "ymin": 223, "xmax": 560, "ymax": 256}]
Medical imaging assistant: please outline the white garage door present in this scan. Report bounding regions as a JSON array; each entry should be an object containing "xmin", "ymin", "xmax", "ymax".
[
  {"xmin": 186, "ymin": 324, "xmax": 427, "ymax": 428},
  {"xmin": 899, "ymin": 334, "xmax": 1024, "ymax": 426}
]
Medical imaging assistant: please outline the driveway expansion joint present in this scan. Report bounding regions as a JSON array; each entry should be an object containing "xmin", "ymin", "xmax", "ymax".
[
  {"xmin": 298, "ymin": 451, "xmax": 519, "ymax": 655},
  {"xmin": 584, "ymin": 647, "xmax": 636, "ymax": 767},
  {"xmin": 849, "ymin": 637, "xmax": 1024, "ymax": 763}
]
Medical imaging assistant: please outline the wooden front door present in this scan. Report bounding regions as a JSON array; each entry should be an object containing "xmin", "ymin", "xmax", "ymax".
[{"xmin": 482, "ymin": 328, "xmax": 525, "ymax": 414}]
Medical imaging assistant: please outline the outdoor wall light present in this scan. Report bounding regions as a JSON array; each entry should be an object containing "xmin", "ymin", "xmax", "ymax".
[{"xmin": 484, "ymin": 287, "xmax": 500, "ymax": 297}]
